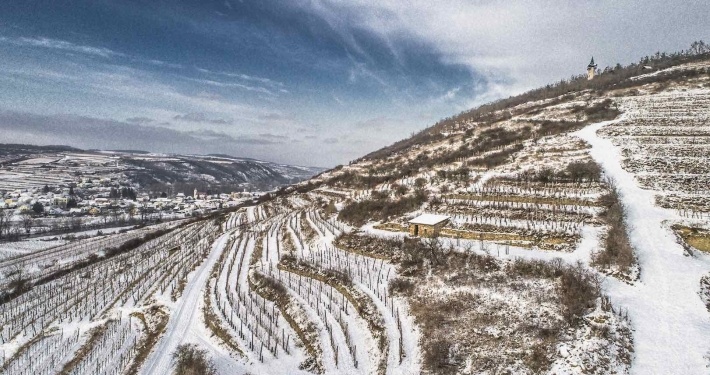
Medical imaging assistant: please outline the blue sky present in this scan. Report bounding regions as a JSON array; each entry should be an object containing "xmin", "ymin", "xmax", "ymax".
[{"xmin": 0, "ymin": 0, "xmax": 706, "ymax": 167}]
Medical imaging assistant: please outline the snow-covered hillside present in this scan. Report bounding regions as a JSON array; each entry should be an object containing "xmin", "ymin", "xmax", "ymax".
[
  {"xmin": 1, "ymin": 57, "xmax": 709, "ymax": 375},
  {"xmin": 0, "ymin": 146, "xmax": 324, "ymax": 193}
]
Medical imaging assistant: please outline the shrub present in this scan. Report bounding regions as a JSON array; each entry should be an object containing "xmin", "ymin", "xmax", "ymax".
[
  {"xmin": 525, "ymin": 343, "xmax": 553, "ymax": 373},
  {"xmin": 423, "ymin": 339, "xmax": 462, "ymax": 375},
  {"xmin": 388, "ymin": 277, "xmax": 415, "ymax": 296},
  {"xmin": 172, "ymin": 344, "xmax": 217, "ymax": 375},
  {"xmin": 566, "ymin": 160, "xmax": 602, "ymax": 183},
  {"xmin": 511, "ymin": 258, "xmax": 600, "ymax": 325},
  {"xmin": 594, "ymin": 181, "xmax": 636, "ymax": 273},
  {"xmin": 558, "ymin": 264, "xmax": 600, "ymax": 324},
  {"xmin": 337, "ymin": 191, "xmax": 428, "ymax": 226}
]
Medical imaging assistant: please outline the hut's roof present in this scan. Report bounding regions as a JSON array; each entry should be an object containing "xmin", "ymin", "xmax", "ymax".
[{"xmin": 408, "ymin": 214, "xmax": 450, "ymax": 226}]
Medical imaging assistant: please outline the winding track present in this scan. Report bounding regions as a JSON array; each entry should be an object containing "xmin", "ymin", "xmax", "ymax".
[
  {"xmin": 576, "ymin": 119, "xmax": 710, "ymax": 375},
  {"xmin": 140, "ymin": 231, "xmax": 233, "ymax": 375}
]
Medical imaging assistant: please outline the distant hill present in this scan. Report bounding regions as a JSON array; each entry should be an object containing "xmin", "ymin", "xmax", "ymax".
[
  {"xmin": 0, "ymin": 144, "xmax": 324, "ymax": 192},
  {"xmin": 0, "ymin": 143, "xmax": 82, "ymax": 154},
  {"xmin": 118, "ymin": 152, "xmax": 324, "ymax": 192}
]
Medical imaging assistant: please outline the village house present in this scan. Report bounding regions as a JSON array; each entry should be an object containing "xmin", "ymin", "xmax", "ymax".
[
  {"xmin": 193, "ymin": 189, "xmax": 208, "ymax": 200},
  {"xmin": 54, "ymin": 196, "xmax": 69, "ymax": 208},
  {"xmin": 408, "ymin": 214, "xmax": 450, "ymax": 237}
]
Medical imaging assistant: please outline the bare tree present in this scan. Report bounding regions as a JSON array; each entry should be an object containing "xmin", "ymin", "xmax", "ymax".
[
  {"xmin": 7, "ymin": 264, "xmax": 28, "ymax": 294},
  {"xmin": 21, "ymin": 213, "xmax": 34, "ymax": 235},
  {"xmin": 70, "ymin": 216, "xmax": 82, "ymax": 231},
  {"xmin": 0, "ymin": 209, "xmax": 10, "ymax": 239},
  {"xmin": 110, "ymin": 207, "xmax": 121, "ymax": 224}
]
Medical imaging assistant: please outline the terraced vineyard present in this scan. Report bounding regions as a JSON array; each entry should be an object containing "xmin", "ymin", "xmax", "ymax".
[
  {"xmin": 0, "ymin": 219, "xmax": 219, "ymax": 374},
  {"xmin": 601, "ymin": 91, "xmax": 710, "ymax": 217}
]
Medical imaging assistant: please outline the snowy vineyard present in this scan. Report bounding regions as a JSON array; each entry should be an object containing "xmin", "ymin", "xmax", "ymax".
[
  {"xmin": 193, "ymin": 204, "xmax": 418, "ymax": 374},
  {"xmin": 0, "ymin": 219, "xmax": 220, "ymax": 374},
  {"xmin": 601, "ymin": 91, "xmax": 710, "ymax": 216}
]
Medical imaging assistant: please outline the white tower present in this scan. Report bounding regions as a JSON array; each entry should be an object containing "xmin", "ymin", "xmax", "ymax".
[{"xmin": 587, "ymin": 57, "xmax": 598, "ymax": 80}]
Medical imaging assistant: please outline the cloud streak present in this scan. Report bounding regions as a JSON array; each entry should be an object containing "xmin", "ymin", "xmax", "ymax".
[
  {"xmin": 173, "ymin": 112, "xmax": 233, "ymax": 125},
  {"xmin": 0, "ymin": 111, "xmax": 281, "ymax": 153},
  {"xmin": 0, "ymin": 36, "xmax": 123, "ymax": 58}
]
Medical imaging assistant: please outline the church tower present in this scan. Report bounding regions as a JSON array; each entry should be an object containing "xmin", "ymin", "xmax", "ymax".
[{"xmin": 587, "ymin": 57, "xmax": 598, "ymax": 80}]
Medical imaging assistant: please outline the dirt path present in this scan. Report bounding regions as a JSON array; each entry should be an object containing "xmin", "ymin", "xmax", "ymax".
[
  {"xmin": 139, "ymin": 232, "xmax": 233, "ymax": 375},
  {"xmin": 576, "ymin": 119, "xmax": 710, "ymax": 374}
]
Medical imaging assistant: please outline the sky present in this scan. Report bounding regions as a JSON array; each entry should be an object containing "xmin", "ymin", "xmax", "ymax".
[{"xmin": 0, "ymin": 1, "xmax": 706, "ymax": 167}]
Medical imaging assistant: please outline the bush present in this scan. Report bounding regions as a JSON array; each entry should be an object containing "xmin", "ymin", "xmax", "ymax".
[
  {"xmin": 172, "ymin": 344, "xmax": 217, "ymax": 375},
  {"xmin": 558, "ymin": 264, "xmax": 600, "ymax": 324},
  {"xmin": 388, "ymin": 277, "xmax": 415, "ymax": 296},
  {"xmin": 594, "ymin": 181, "xmax": 635, "ymax": 273},
  {"xmin": 423, "ymin": 339, "xmax": 462, "ymax": 375},
  {"xmin": 519, "ymin": 160, "xmax": 602, "ymax": 184},
  {"xmin": 566, "ymin": 160, "xmax": 602, "ymax": 183},
  {"xmin": 525, "ymin": 343, "xmax": 553, "ymax": 373},
  {"xmin": 337, "ymin": 191, "xmax": 428, "ymax": 226},
  {"xmin": 510, "ymin": 258, "xmax": 599, "ymax": 325}
]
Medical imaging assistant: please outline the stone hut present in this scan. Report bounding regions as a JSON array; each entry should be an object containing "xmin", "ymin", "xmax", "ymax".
[{"xmin": 408, "ymin": 214, "xmax": 450, "ymax": 237}]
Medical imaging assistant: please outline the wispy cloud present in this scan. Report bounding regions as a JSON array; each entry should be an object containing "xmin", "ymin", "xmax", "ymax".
[
  {"xmin": 173, "ymin": 112, "xmax": 233, "ymax": 125},
  {"xmin": 258, "ymin": 133, "xmax": 290, "ymax": 140},
  {"xmin": 186, "ymin": 129, "xmax": 281, "ymax": 144},
  {"xmin": 0, "ymin": 36, "xmax": 122, "ymax": 58},
  {"xmin": 125, "ymin": 116, "xmax": 155, "ymax": 124},
  {"xmin": 293, "ymin": 0, "xmax": 707, "ymax": 98},
  {"xmin": 195, "ymin": 67, "xmax": 285, "ymax": 88},
  {"xmin": 0, "ymin": 111, "xmax": 281, "ymax": 152},
  {"xmin": 184, "ymin": 77, "xmax": 277, "ymax": 96}
]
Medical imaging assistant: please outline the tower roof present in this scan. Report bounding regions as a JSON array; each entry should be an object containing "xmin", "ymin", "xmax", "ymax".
[{"xmin": 588, "ymin": 57, "xmax": 597, "ymax": 68}]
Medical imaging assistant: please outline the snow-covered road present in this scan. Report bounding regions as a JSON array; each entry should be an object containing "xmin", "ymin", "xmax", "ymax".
[
  {"xmin": 576, "ymin": 120, "xmax": 710, "ymax": 374},
  {"xmin": 140, "ymin": 232, "xmax": 235, "ymax": 375}
]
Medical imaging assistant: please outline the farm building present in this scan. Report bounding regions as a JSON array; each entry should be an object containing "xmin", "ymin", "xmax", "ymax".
[{"xmin": 408, "ymin": 214, "xmax": 450, "ymax": 237}]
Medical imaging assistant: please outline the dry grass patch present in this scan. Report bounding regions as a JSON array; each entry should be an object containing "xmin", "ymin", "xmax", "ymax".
[
  {"xmin": 300, "ymin": 211, "xmax": 319, "ymax": 243},
  {"xmin": 58, "ymin": 324, "xmax": 109, "ymax": 374},
  {"xmin": 391, "ymin": 251, "xmax": 603, "ymax": 374},
  {"xmin": 250, "ymin": 270, "xmax": 324, "ymax": 373},
  {"xmin": 334, "ymin": 232, "xmax": 399, "ymax": 260},
  {"xmin": 672, "ymin": 225, "xmax": 710, "ymax": 253},
  {"xmin": 381, "ymin": 236, "xmax": 631, "ymax": 375},
  {"xmin": 372, "ymin": 222, "xmax": 408, "ymax": 233},
  {"xmin": 442, "ymin": 228, "xmax": 579, "ymax": 252},
  {"xmin": 125, "ymin": 306, "xmax": 169, "ymax": 375}
]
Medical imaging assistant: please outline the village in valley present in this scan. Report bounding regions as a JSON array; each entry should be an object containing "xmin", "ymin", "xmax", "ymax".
[
  {"xmin": 0, "ymin": 146, "xmax": 317, "ymax": 240},
  {"xmin": 0, "ymin": 182, "xmax": 260, "ymax": 238}
]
